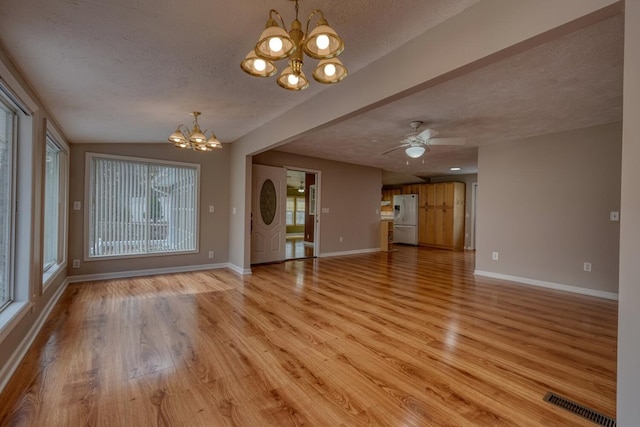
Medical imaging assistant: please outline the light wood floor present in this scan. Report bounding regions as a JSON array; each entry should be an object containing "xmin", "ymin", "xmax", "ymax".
[{"xmin": 0, "ymin": 247, "xmax": 617, "ymax": 426}]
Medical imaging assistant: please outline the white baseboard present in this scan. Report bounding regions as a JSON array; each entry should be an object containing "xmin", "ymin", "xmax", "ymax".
[
  {"xmin": 67, "ymin": 262, "xmax": 231, "ymax": 283},
  {"xmin": 318, "ymin": 248, "xmax": 380, "ymax": 258},
  {"xmin": 0, "ymin": 278, "xmax": 69, "ymax": 394},
  {"xmin": 226, "ymin": 263, "xmax": 252, "ymax": 275},
  {"xmin": 474, "ymin": 270, "xmax": 618, "ymax": 300}
]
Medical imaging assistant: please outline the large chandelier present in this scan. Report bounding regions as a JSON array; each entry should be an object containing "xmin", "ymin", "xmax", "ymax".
[
  {"xmin": 240, "ymin": 0, "xmax": 347, "ymax": 91},
  {"xmin": 168, "ymin": 112, "xmax": 222, "ymax": 152}
]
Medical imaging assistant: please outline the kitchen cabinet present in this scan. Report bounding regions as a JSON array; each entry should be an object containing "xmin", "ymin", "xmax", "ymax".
[
  {"xmin": 381, "ymin": 188, "xmax": 402, "ymax": 203},
  {"xmin": 401, "ymin": 183, "xmax": 421, "ymax": 195},
  {"xmin": 380, "ymin": 220, "xmax": 394, "ymax": 252},
  {"xmin": 418, "ymin": 182, "xmax": 465, "ymax": 250}
]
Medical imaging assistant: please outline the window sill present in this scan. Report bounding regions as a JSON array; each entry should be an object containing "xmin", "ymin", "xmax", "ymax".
[
  {"xmin": 43, "ymin": 262, "xmax": 66, "ymax": 292},
  {"xmin": 0, "ymin": 300, "xmax": 33, "ymax": 343}
]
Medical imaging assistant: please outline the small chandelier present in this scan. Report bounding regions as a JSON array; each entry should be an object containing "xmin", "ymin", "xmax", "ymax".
[
  {"xmin": 240, "ymin": 0, "xmax": 347, "ymax": 91},
  {"xmin": 168, "ymin": 112, "xmax": 222, "ymax": 152},
  {"xmin": 297, "ymin": 181, "xmax": 305, "ymax": 193}
]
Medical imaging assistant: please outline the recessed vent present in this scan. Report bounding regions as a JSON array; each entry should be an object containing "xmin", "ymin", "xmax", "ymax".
[{"xmin": 543, "ymin": 392, "xmax": 616, "ymax": 427}]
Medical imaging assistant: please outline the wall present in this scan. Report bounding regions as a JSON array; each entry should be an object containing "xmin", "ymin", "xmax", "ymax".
[
  {"xmin": 617, "ymin": 1, "xmax": 640, "ymax": 424},
  {"xmin": 253, "ymin": 150, "xmax": 382, "ymax": 255},
  {"xmin": 430, "ymin": 173, "xmax": 478, "ymax": 249},
  {"xmin": 227, "ymin": 0, "xmax": 620, "ymax": 271},
  {"xmin": 475, "ymin": 123, "xmax": 621, "ymax": 295},
  {"xmin": 0, "ymin": 48, "xmax": 68, "ymax": 385},
  {"xmin": 68, "ymin": 143, "xmax": 230, "ymax": 277}
]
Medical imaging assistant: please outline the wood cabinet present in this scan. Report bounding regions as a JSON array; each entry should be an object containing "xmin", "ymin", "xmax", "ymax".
[
  {"xmin": 417, "ymin": 182, "xmax": 465, "ymax": 250},
  {"xmin": 381, "ymin": 188, "xmax": 402, "ymax": 203},
  {"xmin": 401, "ymin": 183, "xmax": 421, "ymax": 195},
  {"xmin": 380, "ymin": 220, "xmax": 394, "ymax": 252}
]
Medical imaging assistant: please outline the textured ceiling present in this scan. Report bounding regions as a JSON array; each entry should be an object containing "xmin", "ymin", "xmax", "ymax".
[
  {"xmin": 0, "ymin": 1, "xmax": 624, "ymax": 182},
  {"xmin": 0, "ymin": 0, "xmax": 477, "ymax": 143},
  {"xmin": 278, "ymin": 14, "xmax": 624, "ymax": 178}
]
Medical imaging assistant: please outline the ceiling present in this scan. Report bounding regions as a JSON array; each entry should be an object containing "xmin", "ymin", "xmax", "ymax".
[{"xmin": 0, "ymin": 1, "xmax": 624, "ymax": 183}]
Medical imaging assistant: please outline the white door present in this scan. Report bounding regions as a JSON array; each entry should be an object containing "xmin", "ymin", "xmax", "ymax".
[{"xmin": 251, "ymin": 164, "xmax": 286, "ymax": 264}]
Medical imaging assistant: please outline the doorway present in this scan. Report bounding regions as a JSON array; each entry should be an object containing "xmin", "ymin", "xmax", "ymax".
[{"xmin": 285, "ymin": 168, "xmax": 319, "ymax": 260}]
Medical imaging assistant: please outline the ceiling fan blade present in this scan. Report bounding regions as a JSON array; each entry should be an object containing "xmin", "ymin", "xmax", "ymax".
[
  {"xmin": 428, "ymin": 137, "xmax": 466, "ymax": 146},
  {"xmin": 417, "ymin": 128, "xmax": 438, "ymax": 141},
  {"xmin": 379, "ymin": 144, "xmax": 410, "ymax": 155}
]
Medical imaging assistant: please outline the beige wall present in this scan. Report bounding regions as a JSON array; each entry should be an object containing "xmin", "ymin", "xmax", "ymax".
[
  {"xmin": 68, "ymin": 143, "xmax": 230, "ymax": 276},
  {"xmin": 253, "ymin": 150, "xmax": 382, "ymax": 254},
  {"xmin": 617, "ymin": 1, "xmax": 640, "ymax": 423},
  {"xmin": 227, "ymin": 0, "xmax": 620, "ymax": 271},
  {"xmin": 476, "ymin": 123, "xmax": 621, "ymax": 294}
]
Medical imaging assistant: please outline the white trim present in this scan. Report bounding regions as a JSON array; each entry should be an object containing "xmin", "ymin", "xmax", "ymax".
[
  {"xmin": 0, "ymin": 279, "xmax": 68, "ymax": 394},
  {"xmin": 318, "ymin": 248, "xmax": 380, "ymax": 258},
  {"xmin": 227, "ymin": 263, "xmax": 252, "ymax": 275},
  {"xmin": 0, "ymin": 77, "xmax": 37, "ymax": 115},
  {"xmin": 473, "ymin": 270, "xmax": 618, "ymax": 300},
  {"xmin": 469, "ymin": 182, "xmax": 478, "ymax": 250},
  {"xmin": 67, "ymin": 262, "xmax": 230, "ymax": 283},
  {"xmin": 0, "ymin": 301, "xmax": 32, "ymax": 343}
]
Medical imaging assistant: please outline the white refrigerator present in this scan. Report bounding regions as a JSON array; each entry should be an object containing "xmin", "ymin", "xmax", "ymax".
[{"xmin": 393, "ymin": 194, "xmax": 419, "ymax": 245}]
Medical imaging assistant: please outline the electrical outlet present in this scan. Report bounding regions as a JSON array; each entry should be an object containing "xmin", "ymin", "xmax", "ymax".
[
  {"xmin": 208, "ymin": 251, "xmax": 214, "ymax": 259},
  {"xmin": 584, "ymin": 262, "xmax": 592, "ymax": 272},
  {"xmin": 209, "ymin": 205, "xmax": 215, "ymax": 213},
  {"xmin": 339, "ymin": 236, "xmax": 343, "ymax": 243},
  {"xmin": 72, "ymin": 259, "xmax": 80, "ymax": 268},
  {"xmin": 492, "ymin": 252, "xmax": 499, "ymax": 261}
]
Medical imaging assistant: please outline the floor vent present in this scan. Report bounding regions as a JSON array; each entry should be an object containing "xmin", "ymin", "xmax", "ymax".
[{"xmin": 543, "ymin": 392, "xmax": 616, "ymax": 427}]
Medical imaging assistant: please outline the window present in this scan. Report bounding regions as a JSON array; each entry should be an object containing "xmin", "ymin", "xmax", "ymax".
[
  {"xmin": 43, "ymin": 132, "xmax": 67, "ymax": 278},
  {"xmin": 286, "ymin": 197, "xmax": 295, "ymax": 225},
  {"xmin": 286, "ymin": 196, "xmax": 305, "ymax": 227},
  {"xmin": 295, "ymin": 196, "xmax": 305, "ymax": 225},
  {"xmin": 0, "ymin": 97, "xmax": 15, "ymax": 310},
  {"xmin": 87, "ymin": 154, "xmax": 199, "ymax": 259}
]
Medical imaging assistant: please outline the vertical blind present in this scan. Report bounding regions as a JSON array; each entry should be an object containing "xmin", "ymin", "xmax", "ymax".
[{"xmin": 88, "ymin": 155, "xmax": 198, "ymax": 258}]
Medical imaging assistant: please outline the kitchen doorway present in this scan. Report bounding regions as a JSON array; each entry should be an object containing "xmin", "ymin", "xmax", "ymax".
[{"xmin": 285, "ymin": 168, "xmax": 320, "ymax": 260}]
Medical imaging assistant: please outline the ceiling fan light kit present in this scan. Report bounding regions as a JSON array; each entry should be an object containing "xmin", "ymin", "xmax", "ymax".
[
  {"xmin": 168, "ymin": 112, "xmax": 222, "ymax": 152},
  {"xmin": 405, "ymin": 146, "xmax": 426, "ymax": 158},
  {"xmin": 240, "ymin": 0, "xmax": 347, "ymax": 91},
  {"xmin": 380, "ymin": 120, "xmax": 467, "ymax": 159}
]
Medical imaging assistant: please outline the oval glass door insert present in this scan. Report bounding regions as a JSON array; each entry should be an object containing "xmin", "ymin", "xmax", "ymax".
[{"xmin": 260, "ymin": 179, "xmax": 277, "ymax": 225}]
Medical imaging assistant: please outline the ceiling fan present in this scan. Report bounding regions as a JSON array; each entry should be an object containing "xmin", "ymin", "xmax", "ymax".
[{"xmin": 380, "ymin": 121, "xmax": 466, "ymax": 158}]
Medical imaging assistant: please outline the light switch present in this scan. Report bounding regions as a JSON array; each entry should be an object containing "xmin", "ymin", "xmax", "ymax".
[
  {"xmin": 73, "ymin": 201, "xmax": 82, "ymax": 211},
  {"xmin": 321, "ymin": 207, "xmax": 330, "ymax": 214},
  {"xmin": 610, "ymin": 211, "xmax": 619, "ymax": 221},
  {"xmin": 209, "ymin": 205, "xmax": 215, "ymax": 213}
]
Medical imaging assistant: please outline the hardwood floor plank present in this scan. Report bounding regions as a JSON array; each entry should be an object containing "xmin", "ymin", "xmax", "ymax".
[{"xmin": 0, "ymin": 247, "xmax": 617, "ymax": 426}]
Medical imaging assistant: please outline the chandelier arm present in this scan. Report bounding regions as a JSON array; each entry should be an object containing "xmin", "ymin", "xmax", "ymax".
[
  {"xmin": 269, "ymin": 9, "xmax": 288, "ymax": 32},
  {"xmin": 178, "ymin": 124, "xmax": 190, "ymax": 138},
  {"xmin": 305, "ymin": 9, "xmax": 324, "ymax": 35}
]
